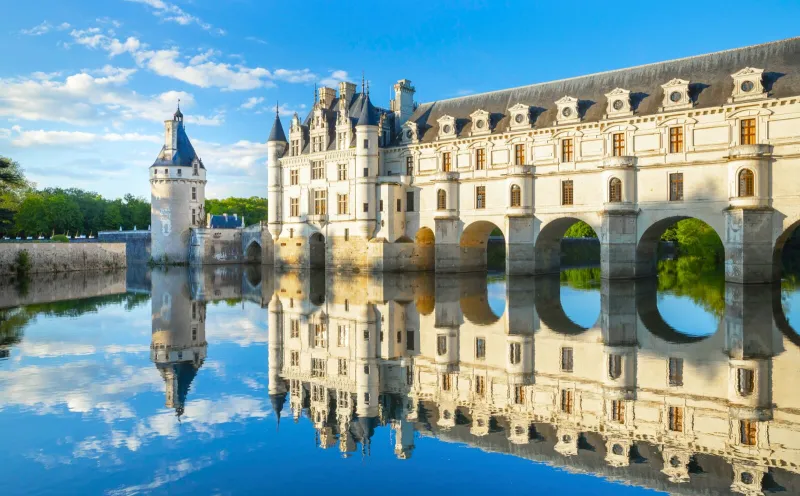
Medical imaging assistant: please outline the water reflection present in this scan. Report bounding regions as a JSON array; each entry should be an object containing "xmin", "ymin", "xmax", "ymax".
[{"xmin": 1, "ymin": 265, "xmax": 800, "ymax": 495}]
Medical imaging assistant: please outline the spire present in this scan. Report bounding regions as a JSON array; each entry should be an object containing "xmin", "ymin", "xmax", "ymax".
[
  {"xmin": 268, "ymin": 102, "xmax": 287, "ymax": 143},
  {"xmin": 174, "ymin": 99, "xmax": 183, "ymax": 121},
  {"xmin": 357, "ymin": 91, "xmax": 380, "ymax": 127}
]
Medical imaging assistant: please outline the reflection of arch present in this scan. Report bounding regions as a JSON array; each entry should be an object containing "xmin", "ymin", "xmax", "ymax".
[
  {"xmin": 635, "ymin": 278, "xmax": 720, "ymax": 343},
  {"xmin": 245, "ymin": 240, "xmax": 262, "ymax": 264},
  {"xmin": 309, "ymin": 232, "xmax": 326, "ymax": 269},
  {"xmin": 458, "ymin": 274, "xmax": 504, "ymax": 325},
  {"xmin": 534, "ymin": 216, "xmax": 598, "ymax": 274},
  {"xmin": 533, "ymin": 275, "xmax": 598, "ymax": 334},
  {"xmin": 771, "ymin": 284, "xmax": 800, "ymax": 349},
  {"xmin": 636, "ymin": 216, "xmax": 724, "ymax": 277}
]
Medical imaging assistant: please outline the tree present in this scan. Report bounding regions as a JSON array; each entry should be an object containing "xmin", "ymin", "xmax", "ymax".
[
  {"xmin": 205, "ymin": 196, "xmax": 268, "ymax": 225},
  {"xmin": 564, "ymin": 221, "xmax": 597, "ymax": 238},
  {"xmin": 0, "ymin": 157, "xmax": 32, "ymax": 235},
  {"xmin": 103, "ymin": 202, "xmax": 124, "ymax": 230},
  {"xmin": 14, "ymin": 193, "xmax": 49, "ymax": 236}
]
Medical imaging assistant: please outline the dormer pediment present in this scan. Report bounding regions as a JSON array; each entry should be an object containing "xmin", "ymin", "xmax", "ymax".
[
  {"xmin": 604, "ymin": 88, "xmax": 633, "ymax": 118},
  {"xmin": 555, "ymin": 96, "xmax": 580, "ymax": 125},
  {"xmin": 508, "ymin": 103, "xmax": 530, "ymax": 130},
  {"xmin": 660, "ymin": 78, "xmax": 692, "ymax": 111},
  {"xmin": 401, "ymin": 121, "xmax": 419, "ymax": 144},
  {"xmin": 469, "ymin": 109, "xmax": 491, "ymax": 135},
  {"xmin": 729, "ymin": 67, "xmax": 766, "ymax": 103},
  {"xmin": 290, "ymin": 113, "xmax": 303, "ymax": 133},
  {"xmin": 437, "ymin": 114, "xmax": 456, "ymax": 139}
]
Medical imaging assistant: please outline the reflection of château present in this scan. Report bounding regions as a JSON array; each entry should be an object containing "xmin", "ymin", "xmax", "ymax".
[{"xmin": 268, "ymin": 272, "xmax": 800, "ymax": 495}]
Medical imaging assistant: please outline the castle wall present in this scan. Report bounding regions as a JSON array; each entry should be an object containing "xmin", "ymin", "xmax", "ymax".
[
  {"xmin": 0, "ymin": 242, "xmax": 126, "ymax": 277},
  {"xmin": 0, "ymin": 269, "xmax": 126, "ymax": 309},
  {"xmin": 98, "ymin": 230, "xmax": 151, "ymax": 264},
  {"xmin": 190, "ymin": 228, "xmax": 243, "ymax": 265}
]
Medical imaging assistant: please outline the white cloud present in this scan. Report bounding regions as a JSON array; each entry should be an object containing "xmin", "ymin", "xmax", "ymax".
[
  {"xmin": 319, "ymin": 69, "xmax": 350, "ymax": 87},
  {"xmin": 272, "ymin": 68, "xmax": 316, "ymax": 84},
  {"xmin": 3, "ymin": 127, "xmax": 161, "ymax": 148},
  {"xmin": 125, "ymin": 0, "xmax": 225, "ymax": 35},
  {"xmin": 21, "ymin": 21, "xmax": 71, "ymax": 36},
  {"xmin": 135, "ymin": 48, "xmax": 272, "ymax": 90},
  {"xmin": 239, "ymin": 96, "xmax": 264, "ymax": 110},
  {"xmin": 245, "ymin": 36, "xmax": 268, "ymax": 45}
]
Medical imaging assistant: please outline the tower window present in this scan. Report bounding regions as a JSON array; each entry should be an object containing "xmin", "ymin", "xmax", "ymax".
[
  {"xmin": 437, "ymin": 189, "xmax": 447, "ymax": 210},
  {"xmin": 668, "ymin": 406, "xmax": 684, "ymax": 432},
  {"xmin": 561, "ymin": 139, "xmax": 574, "ymax": 162},
  {"xmin": 437, "ymin": 335, "xmax": 447, "ymax": 356},
  {"xmin": 514, "ymin": 144, "xmax": 525, "ymax": 165},
  {"xmin": 669, "ymin": 357, "xmax": 683, "ymax": 386},
  {"xmin": 514, "ymin": 385, "xmax": 526, "ymax": 405},
  {"xmin": 396, "ymin": 199, "xmax": 402, "ymax": 212},
  {"xmin": 669, "ymin": 173, "xmax": 683, "ymax": 201},
  {"xmin": 561, "ymin": 390, "xmax": 573, "ymax": 413},
  {"xmin": 193, "ymin": 164, "xmax": 198, "ymax": 176},
  {"xmin": 177, "ymin": 168, "xmax": 182, "ymax": 177},
  {"xmin": 476, "ymin": 148, "xmax": 486, "ymax": 170},
  {"xmin": 406, "ymin": 330, "xmax": 415, "ymax": 351},
  {"xmin": 406, "ymin": 191, "xmax": 415, "ymax": 212},
  {"xmin": 609, "ymin": 178, "xmax": 622, "ymax": 203},
  {"xmin": 561, "ymin": 180, "xmax": 574, "ymax": 206},
  {"xmin": 363, "ymin": 203, "xmax": 369, "ymax": 213},
  {"xmin": 442, "ymin": 152, "xmax": 452, "ymax": 172},
  {"xmin": 475, "ymin": 186, "xmax": 486, "ymax": 209},
  {"xmin": 612, "ymin": 133, "xmax": 625, "ymax": 156},
  {"xmin": 669, "ymin": 127, "xmax": 684, "ymax": 153},
  {"xmin": 475, "ymin": 337, "xmax": 486, "ymax": 360},
  {"xmin": 441, "ymin": 373, "xmax": 452, "ymax": 391},
  {"xmin": 510, "ymin": 184, "xmax": 521, "ymax": 207},
  {"xmin": 191, "ymin": 187, "xmax": 197, "ymax": 200},
  {"xmin": 737, "ymin": 368, "xmax": 754, "ymax": 396},
  {"xmin": 509, "ymin": 342, "xmax": 521, "ymax": 365},
  {"xmin": 611, "ymin": 400, "xmax": 625, "ymax": 423},
  {"xmin": 738, "ymin": 169, "xmax": 755, "ymax": 197},
  {"xmin": 608, "ymin": 354, "xmax": 622, "ymax": 379},
  {"xmin": 740, "ymin": 118, "xmax": 756, "ymax": 145},
  {"xmin": 740, "ymin": 420, "xmax": 757, "ymax": 445},
  {"xmin": 363, "ymin": 139, "xmax": 369, "ymax": 149},
  {"xmin": 475, "ymin": 375, "xmax": 485, "ymax": 396}
]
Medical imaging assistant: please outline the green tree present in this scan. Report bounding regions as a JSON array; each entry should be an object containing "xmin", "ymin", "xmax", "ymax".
[
  {"xmin": 14, "ymin": 193, "xmax": 49, "ymax": 236},
  {"xmin": 205, "ymin": 197, "xmax": 268, "ymax": 225},
  {"xmin": 564, "ymin": 221, "xmax": 597, "ymax": 238},
  {"xmin": 0, "ymin": 156, "xmax": 32, "ymax": 235},
  {"xmin": 103, "ymin": 202, "xmax": 124, "ymax": 230}
]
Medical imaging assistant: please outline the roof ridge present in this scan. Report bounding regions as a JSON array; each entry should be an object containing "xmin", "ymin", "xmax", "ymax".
[{"xmin": 422, "ymin": 36, "xmax": 800, "ymax": 106}]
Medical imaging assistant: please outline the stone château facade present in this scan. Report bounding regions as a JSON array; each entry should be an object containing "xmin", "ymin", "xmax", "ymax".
[{"xmin": 267, "ymin": 37, "xmax": 800, "ymax": 282}]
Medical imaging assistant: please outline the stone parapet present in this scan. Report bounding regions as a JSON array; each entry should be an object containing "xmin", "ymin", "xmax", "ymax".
[{"xmin": 0, "ymin": 242, "xmax": 126, "ymax": 276}]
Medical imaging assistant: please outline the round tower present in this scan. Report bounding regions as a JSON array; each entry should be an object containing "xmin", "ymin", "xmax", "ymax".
[
  {"xmin": 267, "ymin": 106, "xmax": 288, "ymax": 241},
  {"xmin": 150, "ymin": 105, "xmax": 206, "ymax": 264},
  {"xmin": 354, "ymin": 91, "xmax": 379, "ymax": 239}
]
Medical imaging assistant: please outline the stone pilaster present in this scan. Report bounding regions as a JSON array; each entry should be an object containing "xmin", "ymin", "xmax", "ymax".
[
  {"xmin": 600, "ymin": 209, "xmax": 638, "ymax": 279},
  {"xmin": 506, "ymin": 216, "xmax": 535, "ymax": 275},
  {"xmin": 724, "ymin": 207, "xmax": 774, "ymax": 284}
]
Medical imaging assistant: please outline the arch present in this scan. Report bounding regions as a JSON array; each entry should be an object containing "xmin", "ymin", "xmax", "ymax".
[
  {"xmin": 459, "ymin": 275, "xmax": 504, "ymax": 325},
  {"xmin": 738, "ymin": 168, "xmax": 755, "ymax": 197},
  {"xmin": 510, "ymin": 184, "xmax": 521, "ymax": 207},
  {"xmin": 309, "ymin": 232, "xmax": 326, "ymax": 269},
  {"xmin": 245, "ymin": 240, "xmax": 262, "ymax": 264},
  {"xmin": 415, "ymin": 226, "xmax": 435, "ymax": 245},
  {"xmin": 635, "ymin": 278, "xmax": 722, "ymax": 343},
  {"xmin": 460, "ymin": 220, "xmax": 506, "ymax": 272},
  {"xmin": 608, "ymin": 177, "xmax": 622, "ymax": 203},
  {"xmin": 773, "ymin": 218, "xmax": 800, "ymax": 283},
  {"xmin": 635, "ymin": 215, "xmax": 725, "ymax": 278},
  {"xmin": 534, "ymin": 216, "xmax": 599, "ymax": 275},
  {"xmin": 534, "ymin": 275, "xmax": 599, "ymax": 334},
  {"xmin": 412, "ymin": 226, "xmax": 436, "ymax": 271},
  {"xmin": 436, "ymin": 189, "xmax": 447, "ymax": 210}
]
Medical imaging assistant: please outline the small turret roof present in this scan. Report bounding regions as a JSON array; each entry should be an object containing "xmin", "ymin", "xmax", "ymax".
[
  {"xmin": 357, "ymin": 93, "xmax": 380, "ymax": 127},
  {"xmin": 151, "ymin": 111, "xmax": 204, "ymax": 169},
  {"xmin": 267, "ymin": 108, "xmax": 287, "ymax": 143}
]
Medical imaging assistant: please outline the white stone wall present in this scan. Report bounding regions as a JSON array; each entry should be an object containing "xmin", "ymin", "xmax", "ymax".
[{"xmin": 0, "ymin": 242, "xmax": 126, "ymax": 276}]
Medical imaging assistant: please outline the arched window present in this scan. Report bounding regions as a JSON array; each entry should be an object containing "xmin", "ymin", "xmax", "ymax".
[
  {"xmin": 738, "ymin": 168, "xmax": 755, "ymax": 197},
  {"xmin": 437, "ymin": 189, "xmax": 447, "ymax": 210},
  {"xmin": 510, "ymin": 184, "xmax": 521, "ymax": 207},
  {"xmin": 609, "ymin": 177, "xmax": 622, "ymax": 203}
]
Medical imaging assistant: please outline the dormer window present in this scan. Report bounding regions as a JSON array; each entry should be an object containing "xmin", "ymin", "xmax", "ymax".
[
  {"xmin": 555, "ymin": 96, "xmax": 580, "ymax": 125},
  {"xmin": 469, "ymin": 109, "xmax": 491, "ymax": 136},
  {"xmin": 437, "ymin": 115, "xmax": 456, "ymax": 139},
  {"xmin": 401, "ymin": 121, "xmax": 419, "ymax": 144},
  {"xmin": 729, "ymin": 67, "xmax": 767, "ymax": 103},
  {"xmin": 605, "ymin": 88, "xmax": 633, "ymax": 118},
  {"xmin": 508, "ymin": 103, "xmax": 530, "ymax": 130},
  {"xmin": 660, "ymin": 79, "xmax": 692, "ymax": 111}
]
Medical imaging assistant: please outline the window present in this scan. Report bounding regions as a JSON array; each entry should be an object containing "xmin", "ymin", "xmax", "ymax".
[
  {"xmin": 609, "ymin": 178, "xmax": 622, "ymax": 203},
  {"xmin": 437, "ymin": 335, "xmax": 447, "ymax": 356},
  {"xmin": 379, "ymin": 200, "xmax": 384, "ymax": 212},
  {"xmin": 344, "ymin": 228, "xmax": 349, "ymax": 241},
  {"xmin": 669, "ymin": 173, "xmax": 683, "ymax": 201},
  {"xmin": 363, "ymin": 203, "xmax": 368, "ymax": 213},
  {"xmin": 612, "ymin": 133, "xmax": 625, "ymax": 156},
  {"xmin": 406, "ymin": 365, "xmax": 414, "ymax": 385},
  {"xmin": 311, "ymin": 358, "xmax": 326, "ymax": 377},
  {"xmin": 313, "ymin": 190, "xmax": 327, "ymax": 215},
  {"xmin": 406, "ymin": 330, "xmax": 414, "ymax": 351},
  {"xmin": 290, "ymin": 169, "xmax": 298, "ymax": 185},
  {"xmin": 338, "ymin": 358, "xmax": 348, "ymax": 376},
  {"xmin": 561, "ymin": 139, "xmax": 574, "ymax": 162},
  {"xmin": 177, "ymin": 168, "xmax": 182, "ymax": 177},
  {"xmin": 192, "ymin": 326, "xmax": 197, "ymax": 341},
  {"xmin": 337, "ymin": 325, "xmax": 348, "ymax": 347},
  {"xmin": 669, "ymin": 127, "xmax": 684, "ymax": 153},
  {"xmin": 509, "ymin": 343, "xmax": 521, "ymax": 365},
  {"xmin": 290, "ymin": 319, "xmax": 299, "ymax": 338},
  {"xmin": 406, "ymin": 156, "xmax": 414, "ymax": 175},
  {"xmin": 514, "ymin": 385, "xmax": 526, "ymax": 405},
  {"xmin": 475, "ymin": 337, "xmax": 486, "ymax": 360},
  {"xmin": 289, "ymin": 228, "xmax": 294, "ymax": 238},
  {"xmin": 192, "ymin": 187, "xmax": 197, "ymax": 201},
  {"xmin": 475, "ymin": 375, "xmax": 485, "ymax": 396},
  {"xmin": 337, "ymin": 194, "xmax": 348, "ymax": 215},
  {"xmin": 668, "ymin": 406, "xmax": 684, "ymax": 432},
  {"xmin": 475, "ymin": 186, "xmax": 486, "ymax": 209},
  {"xmin": 363, "ymin": 392, "xmax": 370, "ymax": 404},
  {"xmin": 442, "ymin": 374, "xmax": 452, "ymax": 391},
  {"xmin": 312, "ymin": 160, "xmax": 324, "ymax": 180},
  {"xmin": 364, "ymin": 364, "xmax": 370, "ymax": 375},
  {"xmin": 510, "ymin": 185, "xmax": 521, "ymax": 207},
  {"xmin": 442, "ymin": 152, "xmax": 452, "ymax": 172},
  {"xmin": 668, "ymin": 357, "xmax": 683, "ymax": 386},
  {"xmin": 562, "ymin": 180, "xmax": 574, "ymax": 206},
  {"xmin": 741, "ymin": 118, "xmax": 756, "ymax": 145},
  {"xmin": 338, "ymin": 132, "xmax": 348, "ymax": 150},
  {"xmin": 363, "ymin": 139, "xmax": 369, "ymax": 149},
  {"xmin": 437, "ymin": 189, "xmax": 447, "ymax": 210},
  {"xmin": 611, "ymin": 400, "xmax": 625, "ymax": 423},
  {"xmin": 290, "ymin": 198, "xmax": 299, "ymax": 217},
  {"xmin": 561, "ymin": 390, "xmax": 573, "ymax": 413},
  {"xmin": 561, "ymin": 347, "xmax": 574, "ymax": 372},
  {"xmin": 290, "ymin": 351, "xmax": 299, "ymax": 367},
  {"xmin": 313, "ymin": 323, "xmax": 326, "ymax": 348},
  {"xmin": 406, "ymin": 192, "xmax": 415, "ymax": 212},
  {"xmin": 738, "ymin": 169, "xmax": 755, "ymax": 197},
  {"xmin": 193, "ymin": 164, "xmax": 199, "ymax": 176},
  {"xmin": 514, "ymin": 144, "xmax": 525, "ymax": 165},
  {"xmin": 476, "ymin": 148, "xmax": 486, "ymax": 170},
  {"xmin": 737, "ymin": 368, "xmax": 754, "ymax": 396},
  {"xmin": 608, "ymin": 354, "xmax": 622, "ymax": 379},
  {"xmin": 396, "ymin": 330, "xmax": 402, "ymax": 343},
  {"xmin": 740, "ymin": 420, "xmax": 757, "ymax": 446},
  {"xmin": 192, "ymin": 302, "xmax": 197, "ymax": 319},
  {"xmin": 338, "ymin": 163, "xmax": 347, "ymax": 181},
  {"xmin": 397, "ymin": 199, "xmax": 402, "ymax": 212},
  {"xmin": 291, "ymin": 139, "xmax": 300, "ymax": 156},
  {"xmin": 191, "ymin": 208, "xmax": 196, "ymax": 225},
  {"xmin": 311, "ymin": 135, "xmax": 323, "ymax": 153}
]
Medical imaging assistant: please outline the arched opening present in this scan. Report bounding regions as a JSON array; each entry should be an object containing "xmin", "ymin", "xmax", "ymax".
[
  {"xmin": 635, "ymin": 278, "xmax": 722, "ymax": 341},
  {"xmin": 510, "ymin": 184, "xmax": 521, "ymax": 207},
  {"xmin": 459, "ymin": 274, "xmax": 504, "ymax": 325},
  {"xmin": 534, "ymin": 217, "xmax": 599, "ymax": 275},
  {"xmin": 460, "ymin": 221, "xmax": 506, "ymax": 272},
  {"xmin": 436, "ymin": 189, "xmax": 447, "ymax": 210},
  {"xmin": 245, "ymin": 241, "xmax": 262, "ymax": 264},
  {"xmin": 738, "ymin": 168, "xmax": 755, "ymax": 197},
  {"xmin": 413, "ymin": 227, "xmax": 435, "ymax": 271},
  {"xmin": 775, "ymin": 220, "xmax": 800, "ymax": 333},
  {"xmin": 608, "ymin": 177, "xmax": 622, "ymax": 203},
  {"xmin": 309, "ymin": 232, "xmax": 326, "ymax": 269},
  {"xmin": 636, "ymin": 217, "xmax": 725, "ymax": 336},
  {"xmin": 534, "ymin": 274, "xmax": 600, "ymax": 334}
]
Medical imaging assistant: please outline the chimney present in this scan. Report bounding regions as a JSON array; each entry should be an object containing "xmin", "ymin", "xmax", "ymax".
[
  {"xmin": 339, "ymin": 81, "xmax": 356, "ymax": 104},
  {"xmin": 392, "ymin": 79, "xmax": 416, "ymax": 125},
  {"xmin": 319, "ymin": 87, "xmax": 336, "ymax": 109}
]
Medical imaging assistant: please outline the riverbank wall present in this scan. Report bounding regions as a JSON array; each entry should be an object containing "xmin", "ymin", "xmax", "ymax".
[
  {"xmin": 0, "ymin": 243, "xmax": 126, "ymax": 277},
  {"xmin": 0, "ymin": 270, "xmax": 127, "ymax": 308}
]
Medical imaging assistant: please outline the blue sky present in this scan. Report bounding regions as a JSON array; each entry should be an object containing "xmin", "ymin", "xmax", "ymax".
[{"xmin": 1, "ymin": 0, "xmax": 799, "ymax": 200}]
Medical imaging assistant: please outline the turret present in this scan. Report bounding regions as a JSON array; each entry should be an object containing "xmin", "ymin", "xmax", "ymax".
[
  {"xmin": 267, "ymin": 106, "xmax": 288, "ymax": 241},
  {"xmin": 354, "ymin": 89, "xmax": 379, "ymax": 239}
]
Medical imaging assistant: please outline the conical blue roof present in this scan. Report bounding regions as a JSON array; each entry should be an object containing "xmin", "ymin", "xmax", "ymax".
[
  {"xmin": 268, "ymin": 112, "xmax": 287, "ymax": 142},
  {"xmin": 356, "ymin": 93, "xmax": 380, "ymax": 127}
]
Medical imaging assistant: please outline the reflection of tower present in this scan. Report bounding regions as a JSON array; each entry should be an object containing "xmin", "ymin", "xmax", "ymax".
[
  {"xmin": 150, "ymin": 269, "xmax": 207, "ymax": 417},
  {"xmin": 268, "ymin": 295, "xmax": 287, "ymax": 428}
]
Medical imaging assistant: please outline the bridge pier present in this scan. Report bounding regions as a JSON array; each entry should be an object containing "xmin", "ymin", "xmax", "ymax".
[
  {"xmin": 724, "ymin": 207, "xmax": 775, "ymax": 284},
  {"xmin": 506, "ymin": 216, "xmax": 535, "ymax": 276},
  {"xmin": 600, "ymin": 210, "xmax": 638, "ymax": 279}
]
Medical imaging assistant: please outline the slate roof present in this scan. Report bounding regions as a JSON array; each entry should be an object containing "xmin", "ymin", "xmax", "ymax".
[
  {"xmin": 357, "ymin": 93, "xmax": 381, "ymax": 126},
  {"xmin": 407, "ymin": 37, "xmax": 800, "ymax": 143},
  {"xmin": 268, "ymin": 112, "xmax": 287, "ymax": 143},
  {"xmin": 209, "ymin": 214, "xmax": 242, "ymax": 229},
  {"xmin": 151, "ymin": 118, "xmax": 204, "ymax": 169}
]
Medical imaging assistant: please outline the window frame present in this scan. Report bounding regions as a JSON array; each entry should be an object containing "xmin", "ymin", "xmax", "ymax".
[
  {"xmin": 475, "ymin": 185, "xmax": 486, "ymax": 209},
  {"xmin": 510, "ymin": 184, "xmax": 521, "ymax": 207},
  {"xmin": 313, "ymin": 190, "xmax": 327, "ymax": 215},
  {"xmin": 612, "ymin": 132, "xmax": 625, "ymax": 157},
  {"xmin": 442, "ymin": 152, "xmax": 452, "ymax": 172},
  {"xmin": 311, "ymin": 160, "xmax": 325, "ymax": 180},
  {"xmin": 669, "ymin": 173, "xmax": 684, "ymax": 202},
  {"xmin": 738, "ymin": 168, "xmax": 755, "ymax": 197},
  {"xmin": 289, "ymin": 197, "xmax": 299, "ymax": 217},
  {"xmin": 669, "ymin": 126, "xmax": 684, "ymax": 154},
  {"xmin": 561, "ymin": 138, "xmax": 574, "ymax": 162},
  {"xmin": 561, "ymin": 180, "xmax": 574, "ymax": 206},
  {"xmin": 337, "ymin": 193, "xmax": 348, "ymax": 215},
  {"xmin": 475, "ymin": 148, "xmax": 486, "ymax": 170},
  {"xmin": 437, "ymin": 189, "xmax": 447, "ymax": 211},
  {"xmin": 514, "ymin": 143, "xmax": 525, "ymax": 165},
  {"xmin": 740, "ymin": 118, "xmax": 756, "ymax": 145},
  {"xmin": 609, "ymin": 177, "xmax": 622, "ymax": 203}
]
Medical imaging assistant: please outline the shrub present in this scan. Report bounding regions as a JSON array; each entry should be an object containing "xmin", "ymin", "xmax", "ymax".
[
  {"xmin": 15, "ymin": 249, "xmax": 31, "ymax": 279},
  {"xmin": 51, "ymin": 234, "xmax": 69, "ymax": 243}
]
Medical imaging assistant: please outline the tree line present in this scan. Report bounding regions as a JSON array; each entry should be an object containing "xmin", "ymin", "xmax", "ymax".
[{"xmin": 0, "ymin": 156, "xmax": 268, "ymax": 238}]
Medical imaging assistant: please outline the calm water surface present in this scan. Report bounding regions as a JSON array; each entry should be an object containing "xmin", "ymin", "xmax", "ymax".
[{"xmin": 1, "ymin": 263, "xmax": 800, "ymax": 495}]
